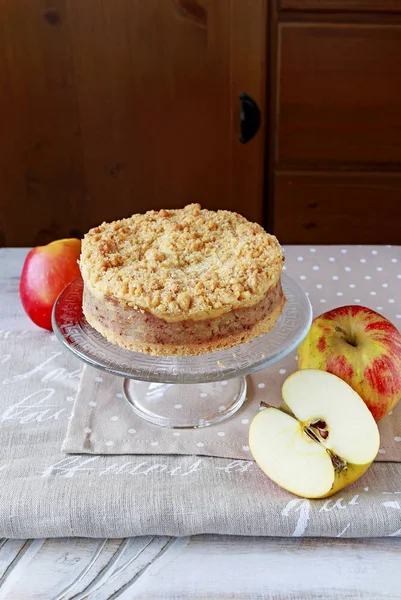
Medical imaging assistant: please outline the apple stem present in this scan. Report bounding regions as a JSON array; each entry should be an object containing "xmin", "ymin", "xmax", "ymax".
[
  {"xmin": 327, "ymin": 449, "xmax": 348, "ymax": 473},
  {"xmin": 335, "ymin": 325, "xmax": 357, "ymax": 347},
  {"xmin": 259, "ymin": 402, "xmax": 297, "ymax": 420},
  {"xmin": 280, "ymin": 402, "xmax": 296, "ymax": 418},
  {"xmin": 305, "ymin": 428, "xmax": 347, "ymax": 472}
]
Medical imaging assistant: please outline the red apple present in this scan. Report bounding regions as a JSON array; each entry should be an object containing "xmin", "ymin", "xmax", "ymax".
[
  {"xmin": 20, "ymin": 238, "xmax": 81, "ymax": 331},
  {"xmin": 298, "ymin": 305, "xmax": 401, "ymax": 421}
]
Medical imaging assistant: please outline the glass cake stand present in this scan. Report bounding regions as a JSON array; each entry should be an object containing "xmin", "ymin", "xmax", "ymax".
[{"xmin": 52, "ymin": 275, "xmax": 312, "ymax": 429}]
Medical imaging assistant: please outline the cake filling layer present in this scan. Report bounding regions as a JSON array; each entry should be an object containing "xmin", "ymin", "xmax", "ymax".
[{"xmin": 83, "ymin": 279, "xmax": 285, "ymax": 355}]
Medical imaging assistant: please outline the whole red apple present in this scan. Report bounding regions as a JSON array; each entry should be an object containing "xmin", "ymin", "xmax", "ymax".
[
  {"xmin": 20, "ymin": 238, "xmax": 81, "ymax": 331},
  {"xmin": 298, "ymin": 305, "xmax": 401, "ymax": 421}
]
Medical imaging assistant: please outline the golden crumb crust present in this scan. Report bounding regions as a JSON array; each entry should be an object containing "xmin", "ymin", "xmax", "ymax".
[{"xmin": 80, "ymin": 204, "xmax": 284, "ymax": 323}]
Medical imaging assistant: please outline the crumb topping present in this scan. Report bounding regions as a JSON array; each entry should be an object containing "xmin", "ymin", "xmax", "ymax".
[{"xmin": 80, "ymin": 204, "xmax": 284, "ymax": 321}]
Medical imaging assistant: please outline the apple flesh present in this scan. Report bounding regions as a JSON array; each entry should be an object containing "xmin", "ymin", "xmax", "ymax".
[
  {"xmin": 20, "ymin": 238, "xmax": 81, "ymax": 331},
  {"xmin": 249, "ymin": 370, "xmax": 380, "ymax": 499},
  {"xmin": 298, "ymin": 305, "xmax": 401, "ymax": 421}
]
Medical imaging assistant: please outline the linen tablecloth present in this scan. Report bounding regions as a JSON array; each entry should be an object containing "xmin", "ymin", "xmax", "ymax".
[{"xmin": 1, "ymin": 246, "xmax": 401, "ymax": 539}]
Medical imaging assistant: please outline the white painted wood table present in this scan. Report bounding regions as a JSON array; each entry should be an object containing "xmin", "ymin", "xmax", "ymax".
[{"xmin": 1, "ymin": 248, "xmax": 401, "ymax": 600}]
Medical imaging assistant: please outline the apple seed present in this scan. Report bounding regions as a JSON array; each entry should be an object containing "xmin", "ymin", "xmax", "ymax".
[
  {"xmin": 310, "ymin": 419, "xmax": 329, "ymax": 439},
  {"xmin": 303, "ymin": 426, "xmax": 321, "ymax": 444}
]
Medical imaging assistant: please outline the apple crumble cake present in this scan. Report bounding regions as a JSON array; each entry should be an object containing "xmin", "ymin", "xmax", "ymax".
[{"xmin": 80, "ymin": 204, "xmax": 285, "ymax": 356}]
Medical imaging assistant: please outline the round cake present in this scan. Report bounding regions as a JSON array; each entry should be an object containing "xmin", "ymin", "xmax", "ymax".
[{"xmin": 80, "ymin": 204, "xmax": 285, "ymax": 356}]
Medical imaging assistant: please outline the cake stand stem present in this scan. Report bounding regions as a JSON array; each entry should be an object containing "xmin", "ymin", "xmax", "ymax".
[{"xmin": 122, "ymin": 377, "xmax": 247, "ymax": 429}]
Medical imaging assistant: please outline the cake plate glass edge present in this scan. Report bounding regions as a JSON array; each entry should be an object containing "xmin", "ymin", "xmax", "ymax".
[{"xmin": 52, "ymin": 274, "xmax": 312, "ymax": 429}]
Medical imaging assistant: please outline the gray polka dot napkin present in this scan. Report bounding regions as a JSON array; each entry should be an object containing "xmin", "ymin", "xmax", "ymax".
[
  {"xmin": 63, "ymin": 245, "xmax": 401, "ymax": 460},
  {"xmin": 62, "ymin": 363, "xmax": 290, "ymax": 459}
]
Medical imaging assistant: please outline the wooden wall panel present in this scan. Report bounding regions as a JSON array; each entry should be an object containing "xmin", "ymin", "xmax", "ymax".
[
  {"xmin": 274, "ymin": 172, "xmax": 401, "ymax": 244},
  {"xmin": 277, "ymin": 24, "xmax": 401, "ymax": 169},
  {"xmin": 0, "ymin": 0, "xmax": 267, "ymax": 246},
  {"xmin": 280, "ymin": 1, "xmax": 401, "ymax": 12},
  {"xmin": 66, "ymin": 0, "xmax": 267, "ymax": 230},
  {"xmin": 0, "ymin": 0, "xmax": 87, "ymax": 247}
]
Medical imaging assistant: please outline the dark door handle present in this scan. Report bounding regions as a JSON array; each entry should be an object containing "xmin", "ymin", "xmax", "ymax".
[{"xmin": 239, "ymin": 92, "xmax": 261, "ymax": 144}]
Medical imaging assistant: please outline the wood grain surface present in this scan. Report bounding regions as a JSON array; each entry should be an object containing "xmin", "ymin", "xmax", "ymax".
[
  {"xmin": 0, "ymin": 0, "xmax": 267, "ymax": 247},
  {"xmin": 0, "ymin": 536, "xmax": 400, "ymax": 599},
  {"xmin": 277, "ymin": 23, "xmax": 401, "ymax": 170},
  {"xmin": 274, "ymin": 172, "xmax": 401, "ymax": 244},
  {"xmin": 280, "ymin": 0, "xmax": 401, "ymax": 12}
]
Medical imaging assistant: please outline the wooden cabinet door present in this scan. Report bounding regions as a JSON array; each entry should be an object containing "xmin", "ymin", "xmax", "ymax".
[
  {"xmin": 275, "ymin": 173, "xmax": 401, "ymax": 244},
  {"xmin": 0, "ymin": 0, "xmax": 267, "ymax": 246},
  {"xmin": 280, "ymin": 1, "xmax": 401, "ymax": 11},
  {"xmin": 277, "ymin": 24, "xmax": 401, "ymax": 169},
  {"xmin": 273, "ymin": 21, "xmax": 401, "ymax": 244}
]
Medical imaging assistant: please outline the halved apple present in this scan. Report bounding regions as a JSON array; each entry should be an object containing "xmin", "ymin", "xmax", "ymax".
[{"xmin": 249, "ymin": 370, "xmax": 380, "ymax": 498}]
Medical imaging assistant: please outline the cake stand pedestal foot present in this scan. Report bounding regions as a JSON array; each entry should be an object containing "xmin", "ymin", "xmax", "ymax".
[{"xmin": 123, "ymin": 377, "xmax": 247, "ymax": 429}]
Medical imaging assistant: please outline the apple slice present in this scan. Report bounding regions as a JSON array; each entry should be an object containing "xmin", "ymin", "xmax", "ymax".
[{"xmin": 249, "ymin": 369, "xmax": 380, "ymax": 498}]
